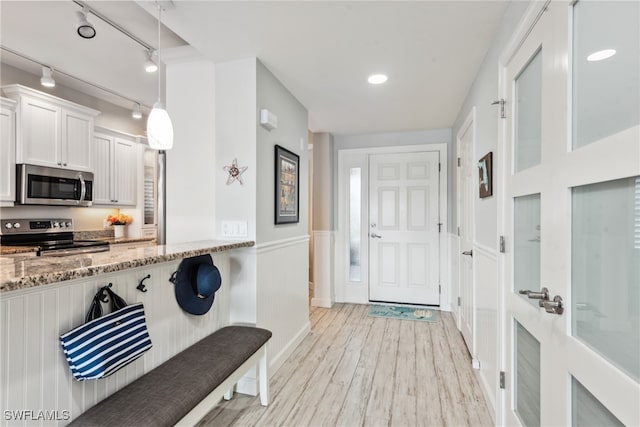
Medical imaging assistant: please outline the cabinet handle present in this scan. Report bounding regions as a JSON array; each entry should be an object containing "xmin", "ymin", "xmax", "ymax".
[{"xmin": 63, "ymin": 163, "xmax": 67, "ymax": 167}]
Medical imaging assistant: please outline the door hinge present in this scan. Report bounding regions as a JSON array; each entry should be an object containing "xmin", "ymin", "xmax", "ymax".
[
  {"xmin": 491, "ymin": 98, "xmax": 506, "ymax": 119},
  {"xmin": 439, "ymin": 285, "xmax": 441, "ymax": 295},
  {"xmin": 457, "ymin": 296, "xmax": 461, "ymax": 307},
  {"xmin": 457, "ymin": 226, "xmax": 460, "ymax": 237},
  {"xmin": 457, "ymin": 157, "xmax": 461, "ymax": 167},
  {"xmin": 499, "ymin": 371, "xmax": 506, "ymax": 389},
  {"xmin": 499, "ymin": 235, "xmax": 505, "ymax": 253},
  {"xmin": 438, "ymin": 162, "xmax": 441, "ymax": 172},
  {"xmin": 438, "ymin": 223, "xmax": 443, "ymax": 233}
]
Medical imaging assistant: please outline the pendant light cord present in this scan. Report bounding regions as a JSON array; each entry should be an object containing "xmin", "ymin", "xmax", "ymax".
[{"xmin": 157, "ymin": 3, "xmax": 162, "ymax": 106}]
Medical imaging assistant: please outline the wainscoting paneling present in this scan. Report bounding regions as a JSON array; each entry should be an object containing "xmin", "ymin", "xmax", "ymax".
[
  {"xmin": 474, "ymin": 242, "xmax": 499, "ymax": 421},
  {"xmin": 256, "ymin": 237, "xmax": 311, "ymax": 376},
  {"xmin": 0, "ymin": 253, "xmax": 230, "ymax": 426},
  {"xmin": 312, "ymin": 231, "xmax": 334, "ymax": 307}
]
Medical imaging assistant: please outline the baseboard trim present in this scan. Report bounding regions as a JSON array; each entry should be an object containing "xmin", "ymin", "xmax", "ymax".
[
  {"xmin": 269, "ymin": 321, "xmax": 311, "ymax": 376},
  {"xmin": 311, "ymin": 297, "xmax": 333, "ymax": 308}
]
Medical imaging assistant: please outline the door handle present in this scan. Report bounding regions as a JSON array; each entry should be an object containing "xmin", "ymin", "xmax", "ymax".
[
  {"xmin": 462, "ymin": 250, "xmax": 473, "ymax": 257},
  {"xmin": 370, "ymin": 233, "xmax": 382, "ymax": 239},
  {"xmin": 543, "ymin": 295, "xmax": 564, "ymax": 315},
  {"xmin": 518, "ymin": 287, "xmax": 549, "ymax": 307}
]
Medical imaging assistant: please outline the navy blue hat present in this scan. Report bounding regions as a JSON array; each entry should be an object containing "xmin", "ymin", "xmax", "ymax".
[{"xmin": 173, "ymin": 254, "xmax": 222, "ymax": 315}]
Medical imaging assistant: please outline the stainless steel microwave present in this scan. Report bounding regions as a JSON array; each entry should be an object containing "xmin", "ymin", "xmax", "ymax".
[{"xmin": 16, "ymin": 164, "xmax": 94, "ymax": 206}]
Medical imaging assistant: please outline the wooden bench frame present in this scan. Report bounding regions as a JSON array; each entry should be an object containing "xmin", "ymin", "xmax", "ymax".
[{"xmin": 175, "ymin": 342, "xmax": 269, "ymax": 426}]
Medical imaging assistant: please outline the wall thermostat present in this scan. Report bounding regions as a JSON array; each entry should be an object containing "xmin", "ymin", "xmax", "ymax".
[{"xmin": 260, "ymin": 109, "xmax": 278, "ymax": 131}]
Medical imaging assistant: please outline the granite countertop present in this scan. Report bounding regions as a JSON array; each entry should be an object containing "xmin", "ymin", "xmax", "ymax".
[
  {"xmin": 0, "ymin": 240, "xmax": 254, "ymax": 292},
  {"xmin": 93, "ymin": 236, "xmax": 156, "ymax": 245}
]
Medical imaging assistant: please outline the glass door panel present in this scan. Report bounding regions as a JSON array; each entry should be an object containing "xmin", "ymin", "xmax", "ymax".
[
  {"xmin": 572, "ymin": 176, "xmax": 640, "ymax": 380},
  {"xmin": 349, "ymin": 167, "xmax": 362, "ymax": 282},
  {"xmin": 515, "ymin": 50, "xmax": 542, "ymax": 172},
  {"xmin": 514, "ymin": 194, "xmax": 541, "ymax": 307},
  {"xmin": 515, "ymin": 321, "xmax": 541, "ymax": 427},
  {"xmin": 572, "ymin": 1, "xmax": 640, "ymax": 149},
  {"xmin": 572, "ymin": 377, "xmax": 624, "ymax": 426}
]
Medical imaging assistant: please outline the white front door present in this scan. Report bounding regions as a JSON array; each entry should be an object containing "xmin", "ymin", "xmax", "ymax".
[
  {"xmin": 501, "ymin": 1, "xmax": 639, "ymax": 425},
  {"xmin": 369, "ymin": 151, "xmax": 440, "ymax": 305},
  {"xmin": 457, "ymin": 110, "xmax": 475, "ymax": 353}
]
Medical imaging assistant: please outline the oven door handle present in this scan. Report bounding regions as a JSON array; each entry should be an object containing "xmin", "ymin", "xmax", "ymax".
[{"xmin": 77, "ymin": 173, "xmax": 86, "ymax": 205}]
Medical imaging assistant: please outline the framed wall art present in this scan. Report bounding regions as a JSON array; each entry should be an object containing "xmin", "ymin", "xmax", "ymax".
[
  {"xmin": 478, "ymin": 152, "xmax": 493, "ymax": 198},
  {"xmin": 275, "ymin": 145, "xmax": 300, "ymax": 224}
]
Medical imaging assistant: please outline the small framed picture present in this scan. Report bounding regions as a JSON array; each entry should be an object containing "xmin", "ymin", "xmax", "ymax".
[
  {"xmin": 275, "ymin": 145, "xmax": 300, "ymax": 224},
  {"xmin": 478, "ymin": 152, "xmax": 493, "ymax": 198}
]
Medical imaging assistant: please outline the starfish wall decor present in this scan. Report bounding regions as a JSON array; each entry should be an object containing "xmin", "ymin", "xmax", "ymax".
[{"xmin": 223, "ymin": 158, "xmax": 248, "ymax": 185}]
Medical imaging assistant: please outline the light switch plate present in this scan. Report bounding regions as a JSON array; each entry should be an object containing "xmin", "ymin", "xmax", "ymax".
[{"xmin": 221, "ymin": 221, "xmax": 248, "ymax": 238}]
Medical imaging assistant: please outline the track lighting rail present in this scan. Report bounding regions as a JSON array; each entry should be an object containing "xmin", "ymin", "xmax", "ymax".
[
  {"xmin": 0, "ymin": 45, "xmax": 149, "ymax": 111},
  {"xmin": 72, "ymin": 1, "xmax": 155, "ymax": 52}
]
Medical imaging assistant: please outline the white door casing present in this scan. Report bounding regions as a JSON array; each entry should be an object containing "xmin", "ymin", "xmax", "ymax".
[
  {"xmin": 369, "ymin": 151, "xmax": 440, "ymax": 305},
  {"xmin": 499, "ymin": 2, "xmax": 639, "ymax": 426},
  {"xmin": 457, "ymin": 108, "xmax": 475, "ymax": 357}
]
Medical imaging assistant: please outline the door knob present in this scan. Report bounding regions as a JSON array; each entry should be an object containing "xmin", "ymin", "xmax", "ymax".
[
  {"xmin": 370, "ymin": 233, "xmax": 382, "ymax": 238},
  {"xmin": 518, "ymin": 287, "xmax": 549, "ymax": 307},
  {"xmin": 462, "ymin": 250, "xmax": 473, "ymax": 257},
  {"xmin": 543, "ymin": 295, "xmax": 564, "ymax": 315}
]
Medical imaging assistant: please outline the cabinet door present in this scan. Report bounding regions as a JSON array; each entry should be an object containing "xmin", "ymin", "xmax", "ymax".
[
  {"xmin": 19, "ymin": 96, "xmax": 61, "ymax": 167},
  {"xmin": 63, "ymin": 109, "xmax": 93, "ymax": 172},
  {"xmin": 0, "ymin": 104, "xmax": 16, "ymax": 203},
  {"xmin": 93, "ymin": 133, "xmax": 113, "ymax": 204},
  {"xmin": 113, "ymin": 138, "xmax": 137, "ymax": 205}
]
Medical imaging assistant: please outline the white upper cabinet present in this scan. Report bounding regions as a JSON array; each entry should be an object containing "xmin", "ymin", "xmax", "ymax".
[
  {"xmin": 0, "ymin": 98, "xmax": 17, "ymax": 205},
  {"xmin": 63, "ymin": 109, "xmax": 94, "ymax": 171},
  {"xmin": 2, "ymin": 85, "xmax": 99, "ymax": 173},
  {"xmin": 93, "ymin": 129, "xmax": 139, "ymax": 206}
]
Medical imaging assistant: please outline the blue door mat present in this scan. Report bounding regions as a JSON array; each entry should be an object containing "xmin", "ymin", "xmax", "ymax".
[{"xmin": 368, "ymin": 304, "xmax": 438, "ymax": 322}]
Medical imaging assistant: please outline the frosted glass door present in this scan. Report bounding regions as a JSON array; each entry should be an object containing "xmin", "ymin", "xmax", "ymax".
[{"xmin": 501, "ymin": 1, "xmax": 639, "ymax": 425}]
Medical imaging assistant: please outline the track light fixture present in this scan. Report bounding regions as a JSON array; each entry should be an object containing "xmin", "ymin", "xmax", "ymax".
[
  {"xmin": 144, "ymin": 50, "xmax": 158, "ymax": 73},
  {"xmin": 132, "ymin": 103, "xmax": 142, "ymax": 119},
  {"xmin": 40, "ymin": 67, "xmax": 55, "ymax": 88},
  {"xmin": 76, "ymin": 6, "xmax": 96, "ymax": 39}
]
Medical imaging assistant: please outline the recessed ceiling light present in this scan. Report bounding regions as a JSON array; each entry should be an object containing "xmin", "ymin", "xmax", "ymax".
[
  {"xmin": 587, "ymin": 49, "xmax": 616, "ymax": 62},
  {"xmin": 368, "ymin": 74, "xmax": 388, "ymax": 85}
]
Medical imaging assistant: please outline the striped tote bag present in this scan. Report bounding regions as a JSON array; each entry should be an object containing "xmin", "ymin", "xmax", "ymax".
[{"xmin": 59, "ymin": 284, "xmax": 152, "ymax": 381}]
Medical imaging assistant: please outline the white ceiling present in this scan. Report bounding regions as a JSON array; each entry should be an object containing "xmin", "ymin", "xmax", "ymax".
[{"xmin": 1, "ymin": 1, "xmax": 509, "ymax": 135}]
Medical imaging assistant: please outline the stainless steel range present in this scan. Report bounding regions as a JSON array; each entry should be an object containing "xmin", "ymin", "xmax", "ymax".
[{"xmin": 0, "ymin": 218, "xmax": 109, "ymax": 256}]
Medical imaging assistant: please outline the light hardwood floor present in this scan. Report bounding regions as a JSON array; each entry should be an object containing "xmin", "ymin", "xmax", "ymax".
[{"xmin": 197, "ymin": 304, "xmax": 493, "ymax": 427}]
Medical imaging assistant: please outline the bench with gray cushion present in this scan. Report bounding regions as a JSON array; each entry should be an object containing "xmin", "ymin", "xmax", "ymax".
[{"xmin": 69, "ymin": 325, "xmax": 272, "ymax": 427}]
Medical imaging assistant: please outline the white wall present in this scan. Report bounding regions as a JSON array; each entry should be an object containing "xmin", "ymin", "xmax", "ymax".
[
  {"xmin": 449, "ymin": 0, "xmax": 531, "ymax": 419},
  {"xmin": 214, "ymin": 57, "xmax": 310, "ymax": 377},
  {"xmin": 256, "ymin": 60, "xmax": 309, "ymax": 244},
  {"xmin": 214, "ymin": 58, "xmax": 258, "ymax": 241},
  {"xmin": 165, "ymin": 56, "xmax": 217, "ymax": 244}
]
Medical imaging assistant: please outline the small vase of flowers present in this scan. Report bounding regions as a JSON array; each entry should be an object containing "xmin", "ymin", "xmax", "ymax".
[{"xmin": 106, "ymin": 214, "xmax": 132, "ymax": 239}]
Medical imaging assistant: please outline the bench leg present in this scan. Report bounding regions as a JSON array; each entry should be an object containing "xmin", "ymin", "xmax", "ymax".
[
  {"xmin": 259, "ymin": 345, "xmax": 269, "ymax": 406},
  {"xmin": 224, "ymin": 388, "xmax": 233, "ymax": 400}
]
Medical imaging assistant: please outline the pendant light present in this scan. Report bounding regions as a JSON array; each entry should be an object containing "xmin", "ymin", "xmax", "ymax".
[{"xmin": 147, "ymin": 4, "xmax": 174, "ymax": 150}]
